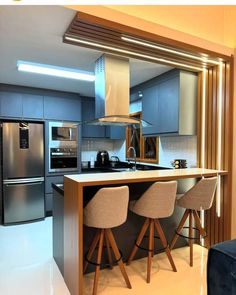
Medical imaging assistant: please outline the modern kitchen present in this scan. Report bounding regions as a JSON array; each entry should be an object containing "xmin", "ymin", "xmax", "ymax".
[{"xmin": 0, "ymin": 5, "xmax": 234, "ymax": 295}]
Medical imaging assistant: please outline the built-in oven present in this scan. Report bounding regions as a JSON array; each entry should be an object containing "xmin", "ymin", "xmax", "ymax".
[
  {"xmin": 48, "ymin": 122, "xmax": 78, "ymax": 173},
  {"xmin": 49, "ymin": 147, "xmax": 78, "ymax": 172}
]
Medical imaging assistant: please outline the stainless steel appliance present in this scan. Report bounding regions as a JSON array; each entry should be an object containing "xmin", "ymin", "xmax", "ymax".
[
  {"xmin": 2, "ymin": 122, "xmax": 45, "ymax": 224},
  {"xmin": 49, "ymin": 121, "xmax": 77, "ymax": 147},
  {"xmin": 48, "ymin": 122, "xmax": 78, "ymax": 173},
  {"xmin": 96, "ymin": 150, "xmax": 109, "ymax": 167},
  {"xmin": 49, "ymin": 147, "xmax": 77, "ymax": 172}
]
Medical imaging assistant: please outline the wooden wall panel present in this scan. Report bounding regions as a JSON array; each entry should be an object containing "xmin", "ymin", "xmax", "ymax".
[{"xmin": 199, "ymin": 60, "xmax": 233, "ymax": 247}]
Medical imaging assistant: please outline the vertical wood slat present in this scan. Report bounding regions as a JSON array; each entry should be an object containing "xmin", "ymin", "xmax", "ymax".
[
  {"xmin": 200, "ymin": 61, "xmax": 232, "ymax": 247},
  {"xmin": 223, "ymin": 60, "xmax": 233, "ymax": 241}
]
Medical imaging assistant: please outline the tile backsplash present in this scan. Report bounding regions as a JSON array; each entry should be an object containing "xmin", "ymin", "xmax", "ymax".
[
  {"xmin": 159, "ymin": 136, "xmax": 197, "ymax": 168},
  {"xmin": 81, "ymin": 135, "xmax": 197, "ymax": 168},
  {"xmin": 81, "ymin": 139, "xmax": 125, "ymax": 162}
]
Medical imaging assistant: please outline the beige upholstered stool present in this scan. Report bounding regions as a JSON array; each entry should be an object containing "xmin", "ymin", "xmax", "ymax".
[
  {"xmin": 127, "ymin": 181, "xmax": 178, "ymax": 283},
  {"xmin": 83, "ymin": 186, "xmax": 132, "ymax": 295},
  {"xmin": 170, "ymin": 177, "xmax": 217, "ymax": 267}
]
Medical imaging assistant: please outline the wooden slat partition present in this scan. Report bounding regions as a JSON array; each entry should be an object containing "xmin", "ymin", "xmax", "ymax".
[
  {"xmin": 64, "ymin": 12, "xmax": 233, "ymax": 248},
  {"xmin": 198, "ymin": 61, "xmax": 233, "ymax": 246}
]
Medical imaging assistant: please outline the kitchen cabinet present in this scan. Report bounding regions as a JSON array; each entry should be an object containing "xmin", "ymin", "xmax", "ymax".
[
  {"xmin": 82, "ymin": 98, "xmax": 126, "ymax": 139},
  {"xmin": 106, "ymin": 126, "xmax": 126, "ymax": 140},
  {"xmin": 44, "ymin": 95, "xmax": 81, "ymax": 121},
  {"xmin": 141, "ymin": 69, "xmax": 197, "ymax": 136},
  {"xmin": 81, "ymin": 99, "xmax": 106, "ymax": 138},
  {"xmin": 22, "ymin": 93, "xmax": 44, "ymax": 119},
  {"xmin": 0, "ymin": 92, "xmax": 22, "ymax": 118}
]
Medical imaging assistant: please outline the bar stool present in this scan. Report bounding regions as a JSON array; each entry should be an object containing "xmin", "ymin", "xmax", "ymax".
[
  {"xmin": 170, "ymin": 177, "xmax": 217, "ymax": 267},
  {"xmin": 127, "ymin": 181, "xmax": 177, "ymax": 283},
  {"xmin": 83, "ymin": 186, "xmax": 132, "ymax": 295}
]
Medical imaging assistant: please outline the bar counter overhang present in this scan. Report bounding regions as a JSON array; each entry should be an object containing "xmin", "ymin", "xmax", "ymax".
[{"xmin": 63, "ymin": 168, "xmax": 227, "ymax": 295}]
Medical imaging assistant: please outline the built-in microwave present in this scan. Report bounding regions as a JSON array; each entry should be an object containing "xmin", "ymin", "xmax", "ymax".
[{"xmin": 49, "ymin": 121, "xmax": 78, "ymax": 147}]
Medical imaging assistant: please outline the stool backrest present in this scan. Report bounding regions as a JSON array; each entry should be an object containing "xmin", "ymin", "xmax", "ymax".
[
  {"xmin": 132, "ymin": 181, "xmax": 177, "ymax": 219},
  {"xmin": 178, "ymin": 177, "xmax": 217, "ymax": 210},
  {"xmin": 84, "ymin": 186, "xmax": 129, "ymax": 229}
]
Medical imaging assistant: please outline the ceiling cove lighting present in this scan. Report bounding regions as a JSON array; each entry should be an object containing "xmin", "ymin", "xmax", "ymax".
[
  {"xmin": 121, "ymin": 36, "xmax": 220, "ymax": 66},
  {"xmin": 17, "ymin": 60, "xmax": 95, "ymax": 82},
  {"xmin": 65, "ymin": 36, "xmax": 203, "ymax": 71}
]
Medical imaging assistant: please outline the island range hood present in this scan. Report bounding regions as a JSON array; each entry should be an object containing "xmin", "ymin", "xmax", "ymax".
[{"xmin": 84, "ymin": 54, "xmax": 150, "ymax": 127}]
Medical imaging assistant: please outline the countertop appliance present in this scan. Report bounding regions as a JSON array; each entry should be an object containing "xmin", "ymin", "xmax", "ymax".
[
  {"xmin": 96, "ymin": 150, "xmax": 109, "ymax": 167},
  {"xmin": 2, "ymin": 122, "xmax": 45, "ymax": 224}
]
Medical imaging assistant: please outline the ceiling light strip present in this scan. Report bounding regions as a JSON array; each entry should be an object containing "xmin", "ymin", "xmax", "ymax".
[
  {"xmin": 65, "ymin": 36, "xmax": 203, "ymax": 71},
  {"xmin": 17, "ymin": 60, "xmax": 95, "ymax": 82},
  {"xmin": 121, "ymin": 36, "xmax": 220, "ymax": 66},
  {"xmin": 216, "ymin": 62, "xmax": 223, "ymax": 218}
]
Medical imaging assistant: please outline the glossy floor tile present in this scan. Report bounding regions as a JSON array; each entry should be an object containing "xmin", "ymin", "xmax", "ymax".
[
  {"xmin": 84, "ymin": 245, "xmax": 208, "ymax": 295},
  {"xmin": 0, "ymin": 218, "xmax": 70, "ymax": 295},
  {"xmin": 0, "ymin": 217, "xmax": 208, "ymax": 295}
]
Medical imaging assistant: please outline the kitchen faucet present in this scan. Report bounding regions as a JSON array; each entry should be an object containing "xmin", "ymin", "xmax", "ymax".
[{"xmin": 127, "ymin": 146, "xmax": 137, "ymax": 171}]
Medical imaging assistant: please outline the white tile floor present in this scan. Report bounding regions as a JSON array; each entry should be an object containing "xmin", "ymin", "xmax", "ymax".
[
  {"xmin": 0, "ymin": 217, "xmax": 208, "ymax": 295},
  {"xmin": 0, "ymin": 217, "xmax": 70, "ymax": 295}
]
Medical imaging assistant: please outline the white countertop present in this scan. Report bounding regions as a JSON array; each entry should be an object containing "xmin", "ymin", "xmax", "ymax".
[{"xmin": 65, "ymin": 168, "xmax": 225, "ymax": 186}]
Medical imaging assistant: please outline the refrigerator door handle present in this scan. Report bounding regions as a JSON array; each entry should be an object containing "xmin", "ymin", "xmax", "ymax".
[{"xmin": 3, "ymin": 177, "xmax": 44, "ymax": 185}]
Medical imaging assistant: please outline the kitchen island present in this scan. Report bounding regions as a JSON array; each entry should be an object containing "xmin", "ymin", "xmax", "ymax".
[{"xmin": 63, "ymin": 168, "xmax": 226, "ymax": 295}]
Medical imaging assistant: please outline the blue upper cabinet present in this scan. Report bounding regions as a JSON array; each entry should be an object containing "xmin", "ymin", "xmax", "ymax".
[
  {"xmin": 106, "ymin": 126, "xmax": 126, "ymax": 140},
  {"xmin": 0, "ymin": 91, "xmax": 23, "ymax": 118},
  {"xmin": 81, "ymin": 98, "xmax": 126, "ymax": 139},
  {"xmin": 141, "ymin": 69, "xmax": 197, "ymax": 136},
  {"xmin": 44, "ymin": 95, "xmax": 81, "ymax": 122},
  {"xmin": 81, "ymin": 98, "xmax": 106, "ymax": 138},
  {"xmin": 22, "ymin": 93, "xmax": 44, "ymax": 119}
]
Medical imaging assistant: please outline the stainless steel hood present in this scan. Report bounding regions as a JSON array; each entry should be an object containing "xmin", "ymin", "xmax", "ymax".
[{"xmin": 83, "ymin": 54, "xmax": 150, "ymax": 127}]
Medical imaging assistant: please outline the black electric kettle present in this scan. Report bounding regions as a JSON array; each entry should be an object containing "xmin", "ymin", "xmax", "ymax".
[{"xmin": 96, "ymin": 150, "xmax": 110, "ymax": 167}]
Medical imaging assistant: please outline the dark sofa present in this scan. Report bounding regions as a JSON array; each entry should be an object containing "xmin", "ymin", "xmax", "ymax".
[{"xmin": 207, "ymin": 239, "xmax": 236, "ymax": 295}]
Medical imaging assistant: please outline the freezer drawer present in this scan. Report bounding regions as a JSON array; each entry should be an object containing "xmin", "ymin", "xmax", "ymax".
[{"xmin": 3, "ymin": 179, "xmax": 45, "ymax": 224}]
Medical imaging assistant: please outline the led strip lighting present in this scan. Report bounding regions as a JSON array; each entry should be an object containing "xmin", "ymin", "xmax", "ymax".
[
  {"xmin": 65, "ymin": 36, "xmax": 204, "ymax": 71},
  {"xmin": 121, "ymin": 36, "xmax": 220, "ymax": 66},
  {"xmin": 200, "ymin": 69, "xmax": 207, "ymax": 246},
  {"xmin": 216, "ymin": 62, "xmax": 223, "ymax": 218}
]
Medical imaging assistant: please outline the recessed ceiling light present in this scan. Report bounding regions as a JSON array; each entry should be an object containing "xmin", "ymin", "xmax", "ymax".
[{"xmin": 17, "ymin": 60, "xmax": 95, "ymax": 82}]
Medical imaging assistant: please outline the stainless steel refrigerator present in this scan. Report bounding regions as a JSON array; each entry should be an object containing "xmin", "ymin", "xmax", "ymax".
[{"xmin": 2, "ymin": 122, "xmax": 45, "ymax": 224}]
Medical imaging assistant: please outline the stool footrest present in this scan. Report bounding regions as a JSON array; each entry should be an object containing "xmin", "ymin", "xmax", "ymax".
[
  {"xmin": 135, "ymin": 235, "xmax": 168, "ymax": 252},
  {"xmin": 175, "ymin": 226, "xmax": 207, "ymax": 240},
  {"xmin": 85, "ymin": 245, "xmax": 123, "ymax": 267}
]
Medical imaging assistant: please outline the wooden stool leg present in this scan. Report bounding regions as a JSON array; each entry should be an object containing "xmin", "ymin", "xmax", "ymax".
[
  {"xmin": 127, "ymin": 218, "xmax": 149, "ymax": 265},
  {"xmin": 92, "ymin": 229, "xmax": 104, "ymax": 295},
  {"xmin": 193, "ymin": 210, "xmax": 209, "ymax": 248},
  {"xmin": 107, "ymin": 229, "xmax": 132, "ymax": 289},
  {"xmin": 154, "ymin": 219, "xmax": 177, "ymax": 272},
  {"xmin": 147, "ymin": 219, "xmax": 154, "ymax": 283},
  {"xmin": 84, "ymin": 229, "xmax": 100, "ymax": 273},
  {"xmin": 105, "ymin": 230, "xmax": 113, "ymax": 269},
  {"xmin": 170, "ymin": 209, "xmax": 189, "ymax": 250},
  {"xmin": 189, "ymin": 210, "xmax": 193, "ymax": 267}
]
